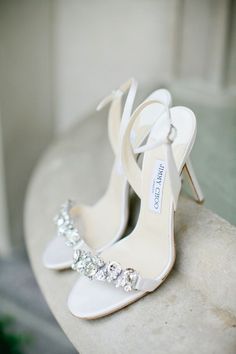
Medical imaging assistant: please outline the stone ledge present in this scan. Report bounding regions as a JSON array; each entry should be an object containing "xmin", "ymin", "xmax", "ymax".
[{"xmin": 24, "ymin": 115, "xmax": 236, "ymax": 354}]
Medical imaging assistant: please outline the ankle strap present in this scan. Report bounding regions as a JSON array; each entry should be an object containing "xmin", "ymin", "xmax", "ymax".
[
  {"xmin": 121, "ymin": 100, "xmax": 181, "ymax": 210},
  {"xmin": 96, "ymin": 78, "xmax": 138, "ymax": 156}
]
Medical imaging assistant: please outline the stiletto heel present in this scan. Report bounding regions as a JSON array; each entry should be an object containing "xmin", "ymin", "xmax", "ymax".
[{"xmin": 183, "ymin": 158, "xmax": 204, "ymax": 203}]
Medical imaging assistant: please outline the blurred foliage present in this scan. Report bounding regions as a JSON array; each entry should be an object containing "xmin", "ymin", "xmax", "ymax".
[{"xmin": 0, "ymin": 315, "xmax": 31, "ymax": 354}]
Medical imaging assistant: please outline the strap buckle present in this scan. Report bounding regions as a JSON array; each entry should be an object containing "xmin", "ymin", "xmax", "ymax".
[{"xmin": 167, "ymin": 124, "xmax": 177, "ymax": 144}]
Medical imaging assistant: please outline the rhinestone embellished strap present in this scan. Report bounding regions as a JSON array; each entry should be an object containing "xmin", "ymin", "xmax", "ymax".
[
  {"xmin": 56, "ymin": 204, "xmax": 159, "ymax": 293},
  {"xmin": 71, "ymin": 249, "xmax": 158, "ymax": 293},
  {"xmin": 54, "ymin": 200, "xmax": 89, "ymax": 249}
]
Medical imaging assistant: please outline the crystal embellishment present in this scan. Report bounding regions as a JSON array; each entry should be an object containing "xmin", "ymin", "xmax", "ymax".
[
  {"xmin": 106, "ymin": 262, "xmax": 122, "ymax": 282},
  {"xmin": 71, "ymin": 249, "xmax": 140, "ymax": 292},
  {"xmin": 54, "ymin": 200, "xmax": 81, "ymax": 247},
  {"xmin": 117, "ymin": 268, "xmax": 139, "ymax": 292}
]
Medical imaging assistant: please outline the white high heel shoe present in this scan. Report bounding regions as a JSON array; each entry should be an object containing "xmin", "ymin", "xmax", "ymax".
[
  {"xmin": 68, "ymin": 100, "xmax": 204, "ymax": 319},
  {"xmin": 43, "ymin": 79, "xmax": 172, "ymax": 270}
]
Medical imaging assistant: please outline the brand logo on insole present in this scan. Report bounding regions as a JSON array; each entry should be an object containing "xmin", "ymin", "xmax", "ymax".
[{"xmin": 149, "ymin": 160, "xmax": 166, "ymax": 213}]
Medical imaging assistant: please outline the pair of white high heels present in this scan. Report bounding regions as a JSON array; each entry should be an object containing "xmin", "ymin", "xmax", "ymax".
[{"xmin": 43, "ymin": 78, "xmax": 204, "ymax": 319}]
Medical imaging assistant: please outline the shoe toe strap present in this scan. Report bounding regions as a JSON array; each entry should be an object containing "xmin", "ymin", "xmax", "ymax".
[
  {"xmin": 71, "ymin": 248, "xmax": 163, "ymax": 293},
  {"xmin": 54, "ymin": 200, "xmax": 93, "ymax": 251},
  {"xmin": 135, "ymin": 276, "xmax": 160, "ymax": 292}
]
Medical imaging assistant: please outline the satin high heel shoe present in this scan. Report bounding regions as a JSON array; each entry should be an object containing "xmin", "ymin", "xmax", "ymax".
[
  {"xmin": 68, "ymin": 100, "xmax": 204, "ymax": 319},
  {"xmin": 43, "ymin": 79, "xmax": 172, "ymax": 270}
]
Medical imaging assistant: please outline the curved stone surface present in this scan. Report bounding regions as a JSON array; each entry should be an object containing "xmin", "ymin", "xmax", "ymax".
[{"xmin": 24, "ymin": 114, "xmax": 236, "ymax": 354}]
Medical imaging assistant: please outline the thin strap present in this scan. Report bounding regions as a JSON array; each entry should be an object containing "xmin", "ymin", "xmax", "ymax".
[
  {"xmin": 96, "ymin": 78, "xmax": 137, "ymax": 156},
  {"xmin": 121, "ymin": 100, "xmax": 181, "ymax": 210},
  {"xmin": 121, "ymin": 100, "xmax": 165, "ymax": 199},
  {"xmin": 135, "ymin": 276, "xmax": 160, "ymax": 292}
]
